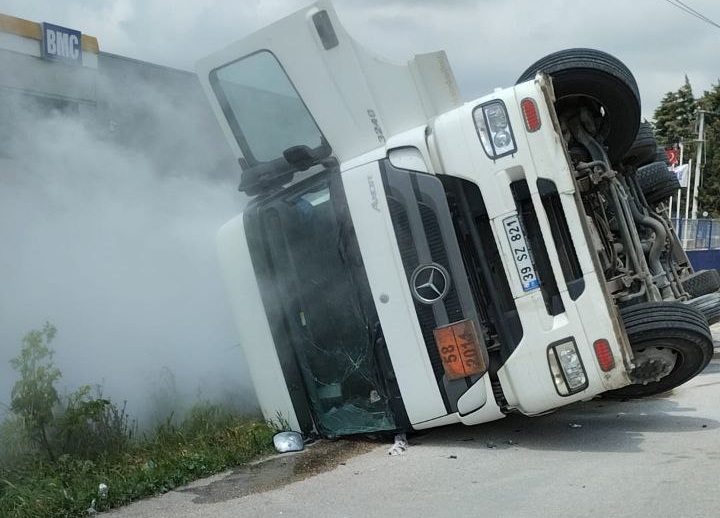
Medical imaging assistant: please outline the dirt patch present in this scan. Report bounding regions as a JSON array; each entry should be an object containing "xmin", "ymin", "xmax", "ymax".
[{"xmin": 179, "ymin": 438, "xmax": 379, "ymax": 504}]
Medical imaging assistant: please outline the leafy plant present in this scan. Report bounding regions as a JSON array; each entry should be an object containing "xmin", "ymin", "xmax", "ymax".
[
  {"xmin": 698, "ymin": 81, "xmax": 720, "ymax": 216},
  {"xmin": 268, "ymin": 410, "xmax": 291, "ymax": 433},
  {"xmin": 180, "ymin": 401, "xmax": 235, "ymax": 438},
  {"xmin": 2, "ymin": 325, "xmax": 273, "ymax": 518},
  {"xmin": 653, "ymin": 77, "xmax": 720, "ymax": 217},
  {"xmin": 0, "ymin": 416, "xmax": 34, "ymax": 463},
  {"xmin": 55, "ymin": 385, "xmax": 135, "ymax": 459},
  {"xmin": 9, "ymin": 323, "xmax": 61, "ymax": 461},
  {"xmin": 654, "ymin": 76, "xmax": 697, "ymax": 151}
]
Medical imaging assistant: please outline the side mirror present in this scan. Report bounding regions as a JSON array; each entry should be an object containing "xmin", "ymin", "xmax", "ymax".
[
  {"xmin": 272, "ymin": 431, "xmax": 304, "ymax": 453},
  {"xmin": 283, "ymin": 145, "xmax": 319, "ymax": 171}
]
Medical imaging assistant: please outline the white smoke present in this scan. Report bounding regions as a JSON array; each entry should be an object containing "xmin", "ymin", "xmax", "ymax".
[{"xmin": 0, "ymin": 78, "xmax": 258, "ymax": 427}]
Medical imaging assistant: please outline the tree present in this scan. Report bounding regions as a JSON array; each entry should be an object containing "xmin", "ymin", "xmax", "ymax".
[
  {"xmin": 10, "ymin": 323, "xmax": 61, "ymax": 461},
  {"xmin": 698, "ymin": 81, "xmax": 720, "ymax": 216},
  {"xmin": 653, "ymin": 76, "xmax": 697, "ymax": 153},
  {"xmin": 652, "ymin": 77, "xmax": 720, "ymax": 217}
]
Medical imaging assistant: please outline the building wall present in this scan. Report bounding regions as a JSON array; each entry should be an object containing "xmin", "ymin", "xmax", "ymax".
[
  {"xmin": 96, "ymin": 52, "xmax": 237, "ymax": 180},
  {"xmin": 0, "ymin": 13, "xmax": 236, "ymax": 181}
]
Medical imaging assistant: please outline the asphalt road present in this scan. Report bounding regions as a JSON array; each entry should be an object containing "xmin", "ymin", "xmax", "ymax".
[{"xmin": 110, "ymin": 354, "xmax": 720, "ymax": 518}]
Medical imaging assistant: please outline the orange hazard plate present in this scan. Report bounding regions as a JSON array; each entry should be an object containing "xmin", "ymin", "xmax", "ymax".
[{"xmin": 433, "ymin": 319, "xmax": 486, "ymax": 381}]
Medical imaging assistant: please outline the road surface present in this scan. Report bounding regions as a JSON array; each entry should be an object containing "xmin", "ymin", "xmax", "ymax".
[{"xmin": 110, "ymin": 353, "xmax": 720, "ymax": 518}]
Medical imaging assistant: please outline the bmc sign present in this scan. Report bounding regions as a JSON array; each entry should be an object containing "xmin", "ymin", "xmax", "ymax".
[{"xmin": 41, "ymin": 22, "xmax": 83, "ymax": 65}]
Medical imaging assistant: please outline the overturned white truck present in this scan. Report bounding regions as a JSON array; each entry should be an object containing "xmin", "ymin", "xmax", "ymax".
[{"xmin": 196, "ymin": 2, "xmax": 718, "ymax": 438}]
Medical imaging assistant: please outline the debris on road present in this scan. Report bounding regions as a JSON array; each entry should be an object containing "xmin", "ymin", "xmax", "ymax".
[{"xmin": 388, "ymin": 433, "xmax": 408, "ymax": 455}]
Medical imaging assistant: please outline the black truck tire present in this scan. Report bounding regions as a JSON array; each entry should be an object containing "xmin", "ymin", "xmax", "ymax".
[
  {"xmin": 517, "ymin": 48, "xmax": 640, "ymax": 163},
  {"xmin": 636, "ymin": 161, "xmax": 680, "ymax": 205},
  {"xmin": 681, "ymin": 269, "xmax": 720, "ymax": 298},
  {"xmin": 686, "ymin": 292, "xmax": 720, "ymax": 325},
  {"xmin": 603, "ymin": 301, "xmax": 713, "ymax": 399},
  {"xmin": 623, "ymin": 122, "xmax": 658, "ymax": 167}
]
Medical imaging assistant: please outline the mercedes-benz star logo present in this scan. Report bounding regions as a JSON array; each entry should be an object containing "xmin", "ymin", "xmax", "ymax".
[{"xmin": 410, "ymin": 263, "xmax": 451, "ymax": 304}]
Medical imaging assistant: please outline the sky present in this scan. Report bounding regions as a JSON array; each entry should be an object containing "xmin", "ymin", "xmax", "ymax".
[{"xmin": 2, "ymin": 0, "xmax": 719, "ymax": 120}]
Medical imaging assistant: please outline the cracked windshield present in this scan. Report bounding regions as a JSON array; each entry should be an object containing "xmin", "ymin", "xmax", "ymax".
[{"xmin": 247, "ymin": 174, "xmax": 397, "ymax": 436}]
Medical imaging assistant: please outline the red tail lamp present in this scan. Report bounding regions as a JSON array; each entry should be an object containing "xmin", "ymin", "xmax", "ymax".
[{"xmin": 593, "ymin": 339, "xmax": 615, "ymax": 372}]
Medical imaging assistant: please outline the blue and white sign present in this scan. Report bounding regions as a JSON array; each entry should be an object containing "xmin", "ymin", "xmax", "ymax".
[{"xmin": 41, "ymin": 22, "xmax": 83, "ymax": 65}]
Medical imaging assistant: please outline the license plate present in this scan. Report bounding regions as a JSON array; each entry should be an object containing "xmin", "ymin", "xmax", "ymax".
[
  {"xmin": 433, "ymin": 319, "xmax": 486, "ymax": 381},
  {"xmin": 503, "ymin": 215, "xmax": 540, "ymax": 292}
]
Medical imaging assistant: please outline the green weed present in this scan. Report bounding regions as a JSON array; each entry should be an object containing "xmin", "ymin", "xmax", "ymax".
[{"xmin": 1, "ymin": 325, "xmax": 273, "ymax": 518}]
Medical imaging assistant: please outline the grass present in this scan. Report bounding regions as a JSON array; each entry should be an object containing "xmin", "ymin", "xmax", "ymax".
[
  {"xmin": 2, "ymin": 325, "xmax": 275, "ymax": 517},
  {"xmin": 0, "ymin": 404, "xmax": 275, "ymax": 518}
]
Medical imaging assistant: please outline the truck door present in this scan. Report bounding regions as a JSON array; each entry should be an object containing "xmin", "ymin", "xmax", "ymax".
[
  {"xmin": 196, "ymin": 0, "xmax": 461, "ymax": 195},
  {"xmin": 242, "ymin": 171, "xmax": 406, "ymax": 437}
]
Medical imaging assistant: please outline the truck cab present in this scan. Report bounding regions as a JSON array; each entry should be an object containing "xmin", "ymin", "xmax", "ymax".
[{"xmin": 196, "ymin": 1, "xmax": 713, "ymax": 437}]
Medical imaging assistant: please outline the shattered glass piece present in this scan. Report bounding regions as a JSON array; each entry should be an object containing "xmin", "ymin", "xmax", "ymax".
[
  {"xmin": 318, "ymin": 403, "xmax": 395, "ymax": 436},
  {"xmin": 317, "ymin": 383, "xmax": 342, "ymax": 400}
]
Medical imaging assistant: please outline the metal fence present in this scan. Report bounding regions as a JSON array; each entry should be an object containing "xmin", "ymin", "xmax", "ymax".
[{"xmin": 671, "ymin": 219, "xmax": 720, "ymax": 251}]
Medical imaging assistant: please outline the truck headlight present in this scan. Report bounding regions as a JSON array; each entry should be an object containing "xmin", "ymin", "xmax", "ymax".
[
  {"xmin": 473, "ymin": 101, "xmax": 517, "ymax": 159},
  {"xmin": 547, "ymin": 339, "xmax": 588, "ymax": 396}
]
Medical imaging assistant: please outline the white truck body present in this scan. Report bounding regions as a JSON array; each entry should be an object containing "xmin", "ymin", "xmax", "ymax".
[{"xmin": 197, "ymin": 1, "xmax": 643, "ymax": 436}]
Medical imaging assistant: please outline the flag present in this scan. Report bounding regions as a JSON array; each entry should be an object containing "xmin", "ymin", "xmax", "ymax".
[{"xmin": 674, "ymin": 163, "xmax": 690, "ymax": 188}]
